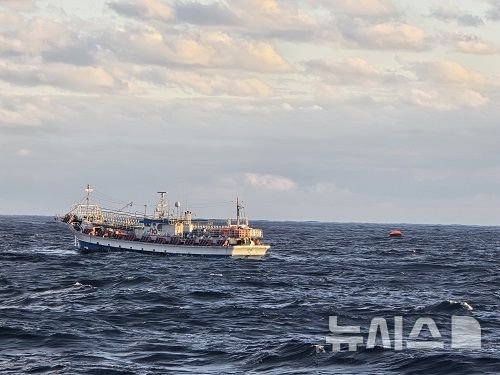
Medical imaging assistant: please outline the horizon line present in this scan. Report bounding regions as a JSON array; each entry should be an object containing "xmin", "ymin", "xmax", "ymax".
[{"xmin": 0, "ymin": 213, "xmax": 498, "ymax": 228}]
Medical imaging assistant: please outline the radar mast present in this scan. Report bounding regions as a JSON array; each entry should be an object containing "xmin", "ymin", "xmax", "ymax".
[
  {"xmin": 154, "ymin": 191, "xmax": 168, "ymax": 219},
  {"xmin": 84, "ymin": 184, "xmax": 93, "ymax": 214},
  {"xmin": 236, "ymin": 197, "xmax": 243, "ymax": 226}
]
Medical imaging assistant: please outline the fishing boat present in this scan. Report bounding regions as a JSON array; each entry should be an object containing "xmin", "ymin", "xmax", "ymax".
[{"xmin": 60, "ymin": 185, "xmax": 270, "ymax": 258}]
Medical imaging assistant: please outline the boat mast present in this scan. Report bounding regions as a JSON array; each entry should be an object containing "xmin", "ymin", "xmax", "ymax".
[
  {"xmin": 154, "ymin": 191, "xmax": 168, "ymax": 219},
  {"xmin": 236, "ymin": 197, "xmax": 242, "ymax": 226},
  {"xmin": 84, "ymin": 184, "xmax": 93, "ymax": 219}
]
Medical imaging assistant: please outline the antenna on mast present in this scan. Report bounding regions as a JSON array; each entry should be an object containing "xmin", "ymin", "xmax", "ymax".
[
  {"xmin": 154, "ymin": 191, "xmax": 168, "ymax": 219},
  {"xmin": 85, "ymin": 184, "xmax": 93, "ymax": 202},
  {"xmin": 175, "ymin": 201, "xmax": 181, "ymax": 219},
  {"xmin": 236, "ymin": 197, "xmax": 243, "ymax": 226},
  {"xmin": 84, "ymin": 184, "xmax": 93, "ymax": 221}
]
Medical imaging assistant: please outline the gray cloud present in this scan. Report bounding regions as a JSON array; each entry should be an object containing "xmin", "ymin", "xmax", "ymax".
[
  {"xmin": 486, "ymin": 0, "xmax": 500, "ymax": 21},
  {"xmin": 315, "ymin": 0, "xmax": 401, "ymax": 19},
  {"xmin": 108, "ymin": 1, "xmax": 149, "ymax": 18},
  {"xmin": 0, "ymin": 62, "xmax": 124, "ymax": 92},
  {"xmin": 41, "ymin": 36, "xmax": 101, "ymax": 66},
  {"xmin": 108, "ymin": 0, "xmax": 174, "ymax": 21},
  {"xmin": 174, "ymin": 1, "xmax": 238, "ymax": 25},
  {"xmin": 305, "ymin": 57, "xmax": 407, "ymax": 85},
  {"xmin": 430, "ymin": 4, "xmax": 484, "ymax": 27}
]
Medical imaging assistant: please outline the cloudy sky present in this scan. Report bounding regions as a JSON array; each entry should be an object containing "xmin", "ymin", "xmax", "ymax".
[{"xmin": 0, "ymin": 0, "xmax": 499, "ymax": 224}]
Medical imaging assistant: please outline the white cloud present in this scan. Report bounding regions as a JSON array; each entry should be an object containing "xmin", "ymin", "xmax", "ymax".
[
  {"xmin": 411, "ymin": 60, "xmax": 495, "ymax": 86},
  {"xmin": 0, "ymin": 62, "xmax": 121, "ymax": 91},
  {"xmin": 0, "ymin": 14, "xmax": 72, "ymax": 56},
  {"xmin": 306, "ymin": 57, "xmax": 384, "ymax": 85},
  {"xmin": 0, "ymin": 106, "xmax": 31, "ymax": 126},
  {"xmin": 301, "ymin": 104, "xmax": 323, "ymax": 111},
  {"xmin": 106, "ymin": 27, "xmax": 291, "ymax": 72},
  {"xmin": 343, "ymin": 21, "xmax": 428, "ymax": 50},
  {"xmin": 141, "ymin": 67, "xmax": 274, "ymax": 96},
  {"xmin": 0, "ymin": 0, "xmax": 36, "ymax": 12},
  {"xmin": 244, "ymin": 173, "xmax": 297, "ymax": 190},
  {"xmin": 454, "ymin": 40, "xmax": 499, "ymax": 54},
  {"xmin": 44, "ymin": 64, "xmax": 118, "ymax": 90},
  {"xmin": 410, "ymin": 88, "xmax": 489, "ymax": 110},
  {"xmin": 0, "ymin": 97, "xmax": 55, "ymax": 127},
  {"xmin": 233, "ymin": 0, "xmax": 321, "ymax": 35},
  {"xmin": 16, "ymin": 148, "xmax": 31, "ymax": 156},
  {"xmin": 279, "ymin": 102, "xmax": 323, "ymax": 111},
  {"xmin": 308, "ymin": 182, "xmax": 353, "ymax": 198},
  {"xmin": 457, "ymin": 89, "xmax": 490, "ymax": 107}
]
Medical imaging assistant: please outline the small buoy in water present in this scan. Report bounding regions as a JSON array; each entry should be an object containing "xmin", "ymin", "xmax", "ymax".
[{"xmin": 389, "ymin": 230, "xmax": 403, "ymax": 237}]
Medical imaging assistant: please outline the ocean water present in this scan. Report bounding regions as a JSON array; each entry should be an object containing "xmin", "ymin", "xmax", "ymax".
[{"xmin": 0, "ymin": 216, "xmax": 499, "ymax": 374}]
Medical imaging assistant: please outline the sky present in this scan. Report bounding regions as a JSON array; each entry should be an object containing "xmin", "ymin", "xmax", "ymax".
[{"xmin": 0, "ymin": 0, "xmax": 499, "ymax": 224}]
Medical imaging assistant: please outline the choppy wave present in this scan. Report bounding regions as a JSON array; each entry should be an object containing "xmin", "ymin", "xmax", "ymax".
[
  {"xmin": 421, "ymin": 300, "xmax": 474, "ymax": 313},
  {"xmin": 0, "ymin": 216, "xmax": 499, "ymax": 374}
]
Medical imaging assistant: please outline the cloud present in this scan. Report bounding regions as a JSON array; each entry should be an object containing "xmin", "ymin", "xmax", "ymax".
[
  {"xmin": 174, "ymin": 1, "xmax": 238, "ymax": 25},
  {"xmin": 16, "ymin": 148, "xmax": 31, "ymax": 156},
  {"xmin": 319, "ymin": 0, "xmax": 399, "ymax": 18},
  {"xmin": 244, "ymin": 173, "xmax": 297, "ymax": 190},
  {"xmin": 0, "ymin": 106, "xmax": 35, "ymax": 126},
  {"xmin": 168, "ymin": 0, "xmax": 324, "ymax": 41},
  {"xmin": 41, "ymin": 36, "xmax": 102, "ymax": 66},
  {"xmin": 108, "ymin": 0, "xmax": 174, "ymax": 22},
  {"xmin": 0, "ymin": 0, "xmax": 36, "ymax": 12},
  {"xmin": 280, "ymin": 102, "xmax": 323, "ymax": 111},
  {"xmin": 486, "ymin": 0, "xmax": 500, "ymax": 21},
  {"xmin": 105, "ymin": 27, "xmax": 291, "ymax": 72},
  {"xmin": 438, "ymin": 32, "xmax": 499, "ymax": 55},
  {"xmin": 140, "ymin": 67, "xmax": 274, "ymax": 96},
  {"xmin": 407, "ymin": 60, "xmax": 496, "ymax": 110},
  {"xmin": 306, "ymin": 57, "xmax": 391, "ymax": 85},
  {"xmin": 410, "ymin": 60, "xmax": 494, "ymax": 86},
  {"xmin": 454, "ymin": 40, "xmax": 499, "ymax": 54},
  {"xmin": 0, "ymin": 96, "xmax": 55, "ymax": 127},
  {"xmin": 0, "ymin": 15, "xmax": 71, "ymax": 56},
  {"xmin": 410, "ymin": 88, "xmax": 489, "ymax": 110},
  {"xmin": 43, "ymin": 64, "xmax": 119, "ymax": 91},
  {"xmin": 234, "ymin": 0, "xmax": 321, "ymax": 37},
  {"xmin": 341, "ymin": 21, "xmax": 428, "ymax": 50},
  {"xmin": 0, "ymin": 62, "xmax": 121, "ymax": 92},
  {"xmin": 305, "ymin": 58, "xmax": 496, "ymax": 110},
  {"xmin": 108, "ymin": 0, "xmax": 322, "ymax": 42},
  {"xmin": 308, "ymin": 182, "xmax": 354, "ymax": 198},
  {"xmin": 430, "ymin": 3, "xmax": 484, "ymax": 27}
]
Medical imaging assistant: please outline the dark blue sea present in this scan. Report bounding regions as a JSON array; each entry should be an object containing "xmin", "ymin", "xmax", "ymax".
[{"xmin": 0, "ymin": 216, "xmax": 499, "ymax": 374}]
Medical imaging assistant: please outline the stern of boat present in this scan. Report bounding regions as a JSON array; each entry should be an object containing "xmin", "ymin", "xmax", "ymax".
[{"xmin": 231, "ymin": 245, "xmax": 270, "ymax": 257}]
